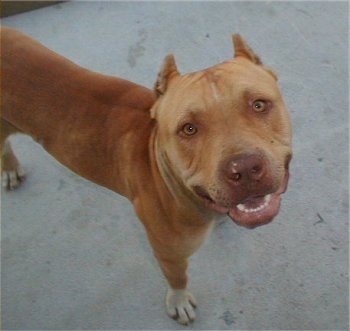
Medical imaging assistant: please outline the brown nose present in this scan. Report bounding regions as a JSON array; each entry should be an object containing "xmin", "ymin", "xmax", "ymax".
[{"xmin": 226, "ymin": 153, "xmax": 266, "ymax": 185}]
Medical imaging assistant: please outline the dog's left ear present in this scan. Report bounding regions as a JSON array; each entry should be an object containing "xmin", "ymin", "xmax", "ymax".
[
  {"xmin": 233, "ymin": 34, "xmax": 278, "ymax": 80},
  {"xmin": 154, "ymin": 54, "xmax": 180, "ymax": 96},
  {"xmin": 232, "ymin": 34, "xmax": 262, "ymax": 65}
]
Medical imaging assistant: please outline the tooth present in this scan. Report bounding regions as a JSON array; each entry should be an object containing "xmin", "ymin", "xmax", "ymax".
[
  {"xmin": 237, "ymin": 204, "xmax": 245, "ymax": 211},
  {"xmin": 236, "ymin": 194, "xmax": 272, "ymax": 214}
]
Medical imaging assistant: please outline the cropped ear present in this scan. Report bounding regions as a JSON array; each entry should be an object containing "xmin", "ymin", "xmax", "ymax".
[
  {"xmin": 154, "ymin": 54, "xmax": 180, "ymax": 96},
  {"xmin": 232, "ymin": 34, "xmax": 278, "ymax": 80},
  {"xmin": 232, "ymin": 33, "xmax": 262, "ymax": 65}
]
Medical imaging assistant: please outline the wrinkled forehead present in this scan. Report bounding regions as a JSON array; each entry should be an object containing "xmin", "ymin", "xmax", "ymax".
[{"xmin": 158, "ymin": 58, "xmax": 281, "ymax": 117}]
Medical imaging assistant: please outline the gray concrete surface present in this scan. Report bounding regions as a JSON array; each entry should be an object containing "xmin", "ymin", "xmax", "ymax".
[{"xmin": 1, "ymin": 1, "xmax": 348, "ymax": 330}]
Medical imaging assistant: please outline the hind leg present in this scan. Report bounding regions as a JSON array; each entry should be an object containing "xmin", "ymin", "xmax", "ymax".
[{"xmin": 1, "ymin": 120, "xmax": 25, "ymax": 190}]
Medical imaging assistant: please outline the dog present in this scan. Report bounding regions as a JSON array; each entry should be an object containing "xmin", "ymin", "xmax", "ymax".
[{"xmin": 1, "ymin": 26, "xmax": 292, "ymax": 325}]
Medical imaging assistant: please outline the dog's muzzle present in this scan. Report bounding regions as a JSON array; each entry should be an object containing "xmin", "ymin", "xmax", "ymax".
[{"xmin": 194, "ymin": 152, "xmax": 291, "ymax": 228}]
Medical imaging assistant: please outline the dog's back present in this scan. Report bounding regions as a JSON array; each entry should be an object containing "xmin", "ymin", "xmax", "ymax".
[{"xmin": 1, "ymin": 26, "xmax": 156, "ymax": 190}]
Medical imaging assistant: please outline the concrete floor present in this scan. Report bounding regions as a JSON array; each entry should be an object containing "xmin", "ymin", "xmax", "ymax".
[{"xmin": 1, "ymin": 1, "xmax": 348, "ymax": 330}]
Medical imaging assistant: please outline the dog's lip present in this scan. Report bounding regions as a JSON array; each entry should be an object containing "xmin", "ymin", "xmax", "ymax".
[
  {"xmin": 227, "ymin": 193, "xmax": 281, "ymax": 229},
  {"xmin": 193, "ymin": 171, "xmax": 289, "ymax": 229}
]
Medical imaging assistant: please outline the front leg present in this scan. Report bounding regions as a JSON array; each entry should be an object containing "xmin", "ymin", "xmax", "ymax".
[
  {"xmin": 166, "ymin": 287, "xmax": 197, "ymax": 325},
  {"xmin": 135, "ymin": 199, "xmax": 213, "ymax": 325},
  {"xmin": 155, "ymin": 254, "xmax": 197, "ymax": 325}
]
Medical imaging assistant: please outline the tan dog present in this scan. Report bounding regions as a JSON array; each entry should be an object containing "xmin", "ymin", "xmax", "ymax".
[{"xmin": 1, "ymin": 27, "xmax": 292, "ymax": 325}]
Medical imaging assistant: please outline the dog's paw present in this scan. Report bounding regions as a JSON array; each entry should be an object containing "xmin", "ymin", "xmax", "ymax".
[
  {"xmin": 2, "ymin": 167, "xmax": 25, "ymax": 190},
  {"xmin": 166, "ymin": 288, "xmax": 197, "ymax": 325}
]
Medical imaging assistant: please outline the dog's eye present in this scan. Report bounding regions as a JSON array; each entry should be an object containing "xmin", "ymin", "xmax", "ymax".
[
  {"xmin": 182, "ymin": 123, "xmax": 198, "ymax": 136},
  {"xmin": 252, "ymin": 100, "xmax": 267, "ymax": 113}
]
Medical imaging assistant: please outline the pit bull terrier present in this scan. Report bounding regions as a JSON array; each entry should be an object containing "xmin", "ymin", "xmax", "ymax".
[{"xmin": 1, "ymin": 26, "xmax": 292, "ymax": 325}]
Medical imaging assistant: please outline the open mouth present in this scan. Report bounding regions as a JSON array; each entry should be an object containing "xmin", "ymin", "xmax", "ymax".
[
  {"xmin": 194, "ymin": 172, "xmax": 289, "ymax": 229},
  {"xmin": 227, "ymin": 193, "xmax": 281, "ymax": 228}
]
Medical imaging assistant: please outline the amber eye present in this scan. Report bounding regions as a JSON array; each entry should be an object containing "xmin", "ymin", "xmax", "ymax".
[
  {"xmin": 182, "ymin": 123, "xmax": 197, "ymax": 136},
  {"xmin": 252, "ymin": 100, "xmax": 267, "ymax": 113}
]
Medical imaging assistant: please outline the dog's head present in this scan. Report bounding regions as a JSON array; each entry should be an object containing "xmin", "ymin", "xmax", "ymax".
[{"xmin": 151, "ymin": 34, "xmax": 292, "ymax": 229}]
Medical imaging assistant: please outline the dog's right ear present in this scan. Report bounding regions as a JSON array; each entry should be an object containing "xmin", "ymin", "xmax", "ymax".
[{"xmin": 154, "ymin": 54, "xmax": 180, "ymax": 96}]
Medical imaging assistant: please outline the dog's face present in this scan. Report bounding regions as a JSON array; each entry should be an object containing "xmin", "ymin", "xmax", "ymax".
[{"xmin": 151, "ymin": 35, "xmax": 292, "ymax": 228}]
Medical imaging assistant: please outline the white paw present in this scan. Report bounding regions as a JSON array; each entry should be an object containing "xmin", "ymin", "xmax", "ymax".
[
  {"xmin": 2, "ymin": 167, "xmax": 25, "ymax": 190},
  {"xmin": 166, "ymin": 288, "xmax": 197, "ymax": 325}
]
